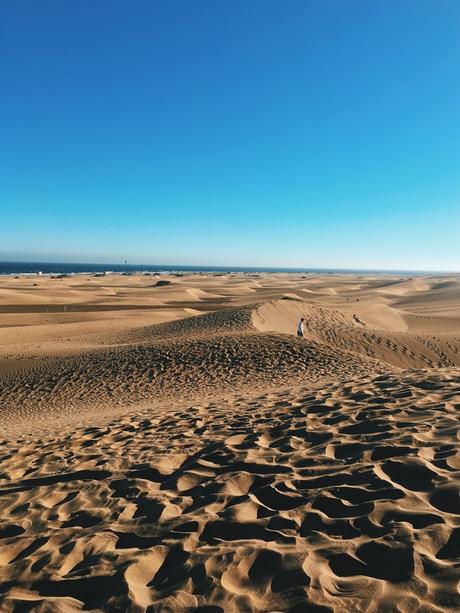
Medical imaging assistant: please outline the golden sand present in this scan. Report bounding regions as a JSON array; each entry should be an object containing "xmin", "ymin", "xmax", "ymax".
[{"xmin": 0, "ymin": 273, "xmax": 459, "ymax": 611}]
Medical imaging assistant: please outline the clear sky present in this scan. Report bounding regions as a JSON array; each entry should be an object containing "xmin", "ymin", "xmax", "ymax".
[{"xmin": 1, "ymin": 1, "xmax": 459, "ymax": 270}]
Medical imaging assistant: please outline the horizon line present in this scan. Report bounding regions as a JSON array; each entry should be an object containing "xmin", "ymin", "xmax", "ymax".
[{"xmin": 0, "ymin": 259, "xmax": 457, "ymax": 275}]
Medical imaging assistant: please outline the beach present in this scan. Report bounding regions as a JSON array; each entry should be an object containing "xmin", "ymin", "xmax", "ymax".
[{"xmin": 0, "ymin": 272, "xmax": 459, "ymax": 611}]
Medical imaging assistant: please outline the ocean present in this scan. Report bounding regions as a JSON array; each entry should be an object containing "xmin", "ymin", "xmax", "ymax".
[{"xmin": 0, "ymin": 261, "xmax": 445, "ymax": 276}]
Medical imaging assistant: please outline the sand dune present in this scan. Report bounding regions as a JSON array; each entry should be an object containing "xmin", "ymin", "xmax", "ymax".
[
  {"xmin": 253, "ymin": 298, "xmax": 460, "ymax": 369},
  {"xmin": 0, "ymin": 273, "xmax": 459, "ymax": 611}
]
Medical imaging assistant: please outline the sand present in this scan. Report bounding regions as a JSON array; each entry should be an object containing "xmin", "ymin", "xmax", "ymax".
[{"xmin": 0, "ymin": 272, "xmax": 459, "ymax": 611}]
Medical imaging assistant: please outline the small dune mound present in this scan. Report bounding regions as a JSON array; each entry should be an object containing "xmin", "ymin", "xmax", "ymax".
[
  {"xmin": 153, "ymin": 279, "xmax": 172, "ymax": 287},
  {"xmin": 374, "ymin": 277, "xmax": 435, "ymax": 295},
  {"xmin": 281, "ymin": 293, "xmax": 303, "ymax": 301},
  {"xmin": 147, "ymin": 306, "xmax": 255, "ymax": 338},
  {"xmin": 114, "ymin": 306, "xmax": 256, "ymax": 344}
]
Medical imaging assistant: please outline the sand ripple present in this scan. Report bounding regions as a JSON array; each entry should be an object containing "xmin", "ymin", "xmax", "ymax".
[{"xmin": 0, "ymin": 370, "xmax": 458, "ymax": 612}]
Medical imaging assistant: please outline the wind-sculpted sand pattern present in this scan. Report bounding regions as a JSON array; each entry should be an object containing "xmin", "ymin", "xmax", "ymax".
[
  {"xmin": 0, "ymin": 370, "xmax": 459, "ymax": 612},
  {"xmin": 0, "ymin": 332, "xmax": 380, "ymax": 435}
]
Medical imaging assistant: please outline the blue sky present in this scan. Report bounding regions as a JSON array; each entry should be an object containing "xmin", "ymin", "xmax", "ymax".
[{"xmin": 1, "ymin": 0, "xmax": 459, "ymax": 270}]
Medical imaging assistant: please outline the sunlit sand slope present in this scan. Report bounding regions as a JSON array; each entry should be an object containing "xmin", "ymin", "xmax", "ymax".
[{"xmin": 253, "ymin": 298, "xmax": 460, "ymax": 368}]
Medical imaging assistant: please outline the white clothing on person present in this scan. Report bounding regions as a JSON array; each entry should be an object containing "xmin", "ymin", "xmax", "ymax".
[{"xmin": 297, "ymin": 320, "xmax": 304, "ymax": 336}]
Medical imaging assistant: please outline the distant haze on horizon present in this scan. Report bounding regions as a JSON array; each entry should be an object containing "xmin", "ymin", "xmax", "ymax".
[{"xmin": 2, "ymin": 1, "xmax": 459, "ymax": 272}]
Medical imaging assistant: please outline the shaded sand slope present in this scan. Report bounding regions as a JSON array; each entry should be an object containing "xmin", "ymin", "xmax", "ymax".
[{"xmin": 0, "ymin": 370, "xmax": 458, "ymax": 612}]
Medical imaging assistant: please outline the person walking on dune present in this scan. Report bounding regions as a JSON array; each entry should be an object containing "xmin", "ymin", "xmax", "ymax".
[{"xmin": 297, "ymin": 317, "xmax": 306, "ymax": 338}]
